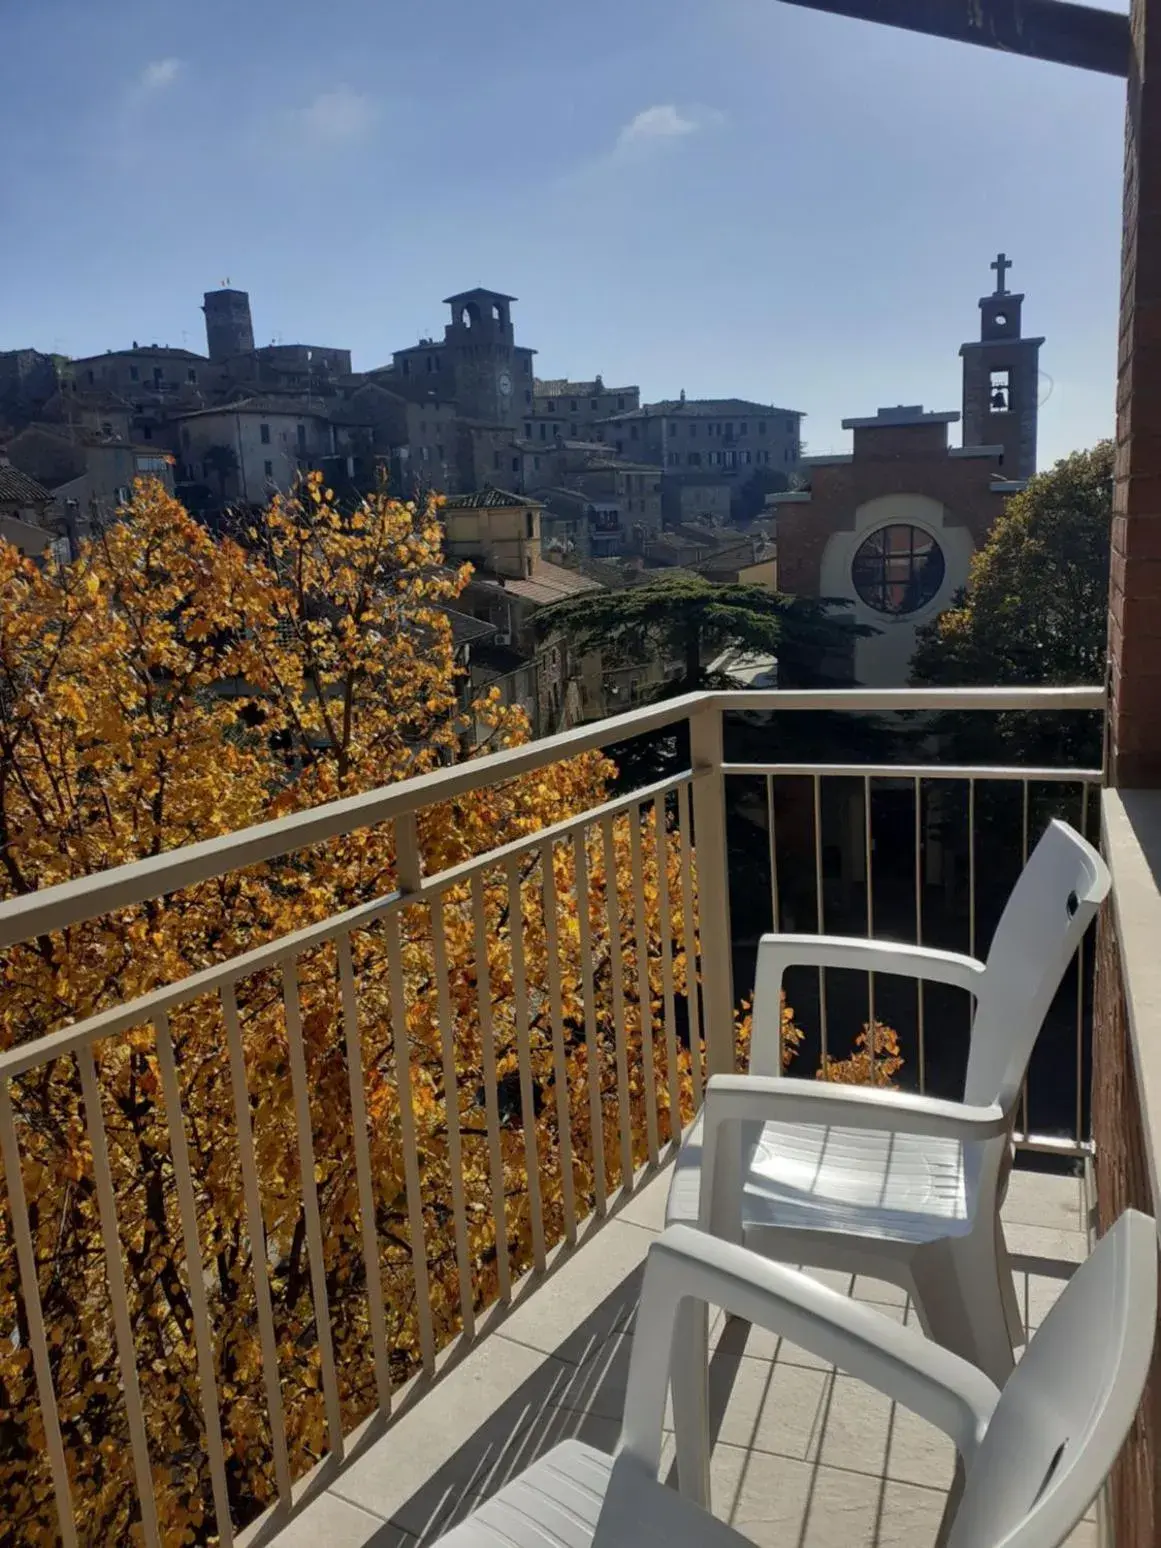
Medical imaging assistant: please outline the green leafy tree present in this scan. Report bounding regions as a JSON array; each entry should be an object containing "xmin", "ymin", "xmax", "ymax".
[
  {"xmin": 732, "ymin": 466, "xmax": 790, "ymax": 522},
  {"xmin": 535, "ymin": 571, "xmax": 862, "ymax": 693},
  {"xmin": 536, "ymin": 571, "xmax": 888, "ymax": 793},
  {"xmin": 910, "ymin": 442, "xmax": 1112, "ymax": 765}
]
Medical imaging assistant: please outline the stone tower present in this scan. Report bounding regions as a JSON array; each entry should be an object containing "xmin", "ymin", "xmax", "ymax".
[
  {"xmin": 959, "ymin": 253, "xmax": 1044, "ymax": 480},
  {"xmin": 202, "ymin": 287, "xmax": 255, "ymax": 361},
  {"xmin": 442, "ymin": 289, "xmax": 534, "ymax": 429}
]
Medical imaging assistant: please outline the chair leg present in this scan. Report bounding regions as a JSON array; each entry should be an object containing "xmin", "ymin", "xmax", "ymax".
[
  {"xmin": 670, "ymin": 1296, "xmax": 711, "ymax": 1509},
  {"xmin": 995, "ymin": 1213, "xmax": 1026, "ymax": 1349},
  {"xmin": 912, "ymin": 1240, "xmax": 1015, "ymax": 1387},
  {"xmin": 935, "ymin": 1455, "xmax": 966, "ymax": 1548}
]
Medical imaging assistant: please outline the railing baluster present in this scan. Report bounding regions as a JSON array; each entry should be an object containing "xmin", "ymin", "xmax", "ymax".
[
  {"xmin": 1021, "ymin": 780, "xmax": 1031, "ymax": 1139},
  {"xmin": 336, "ymin": 934, "xmax": 393, "ymax": 1412},
  {"xmin": 766, "ymin": 773, "xmax": 780, "ymax": 933},
  {"xmin": 628, "ymin": 808, "xmax": 660, "ymax": 1163},
  {"xmin": 153, "ymin": 1010, "xmax": 234, "ymax": 1545},
  {"xmin": 0, "ymin": 1082, "xmax": 78, "ymax": 1548},
  {"xmin": 221, "ymin": 984, "xmax": 293, "ymax": 1504},
  {"xmin": 541, "ymin": 842, "xmax": 578, "ymax": 1241},
  {"xmin": 968, "ymin": 777, "xmax": 977, "ymax": 959},
  {"xmin": 1076, "ymin": 781, "xmax": 1091, "ymax": 1147},
  {"xmin": 573, "ymin": 829, "xmax": 608, "ymax": 1214},
  {"xmin": 428, "ymin": 897, "xmax": 477, "ymax": 1334},
  {"xmin": 505, "ymin": 856, "xmax": 546, "ymax": 1271},
  {"xmin": 968, "ymin": 777, "xmax": 978, "ymax": 1073},
  {"xmin": 813, "ymin": 773, "xmax": 829, "ymax": 1072},
  {"xmin": 864, "ymin": 773, "xmax": 875, "ymax": 1074},
  {"xmin": 914, "ymin": 776, "xmax": 925, "ymax": 1094},
  {"xmin": 679, "ymin": 781, "xmax": 704, "ymax": 1106},
  {"xmin": 654, "ymin": 793, "xmax": 681, "ymax": 1142},
  {"xmin": 383, "ymin": 913, "xmax": 436, "ymax": 1369},
  {"xmin": 600, "ymin": 815, "xmax": 633, "ymax": 1189},
  {"xmin": 76, "ymin": 1044, "xmax": 162, "ymax": 1548},
  {"xmin": 689, "ymin": 703, "xmax": 734, "ymax": 1077},
  {"xmin": 281, "ymin": 963, "xmax": 345, "ymax": 1453},
  {"xmin": 471, "ymin": 873, "xmax": 511, "ymax": 1300}
]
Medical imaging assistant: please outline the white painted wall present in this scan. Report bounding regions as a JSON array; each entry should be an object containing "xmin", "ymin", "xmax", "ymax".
[{"xmin": 817, "ymin": 492, "xmax": 975, "ymax": 687}]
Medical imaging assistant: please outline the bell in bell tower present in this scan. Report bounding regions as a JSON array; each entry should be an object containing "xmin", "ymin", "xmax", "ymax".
[{"xmin": 959, "ymin": 253, "xmax": 1044, "ymax": 481}]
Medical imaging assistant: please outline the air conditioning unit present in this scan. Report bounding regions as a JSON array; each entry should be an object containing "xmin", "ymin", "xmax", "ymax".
[{"xmin": 494, "ymin": 631, "xmax": 513, "ymax": 646}]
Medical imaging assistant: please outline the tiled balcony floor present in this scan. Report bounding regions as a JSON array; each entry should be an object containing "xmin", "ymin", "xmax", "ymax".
[{"xmin": 259, "ymin": 1163, "xmax": 1095, "ymax": 1548}]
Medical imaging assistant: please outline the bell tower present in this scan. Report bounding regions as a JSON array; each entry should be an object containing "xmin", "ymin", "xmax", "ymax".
[
  {"xmin": 442, "ymin": 288, "xmax": 534, "ymax": 430},
  {"xmin": 959, "ymin": 253, "xmax": 1044, "ymax": 480}
]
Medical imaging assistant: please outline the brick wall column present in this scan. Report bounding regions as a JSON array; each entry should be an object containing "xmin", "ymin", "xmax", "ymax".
[{"xmin": 1109, "ymin": 0, "xmax": 1161, "ymax": 786}]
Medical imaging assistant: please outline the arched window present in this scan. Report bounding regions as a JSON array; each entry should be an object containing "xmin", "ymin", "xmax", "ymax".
[{"xmin": 851, "ymin": 524, "xmax": 945, "ymax": 615}]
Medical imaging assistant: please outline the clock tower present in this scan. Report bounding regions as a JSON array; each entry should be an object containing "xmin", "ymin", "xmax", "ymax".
[{"xmin": 442, "ymin": 288, "xmax": 534, "ymax": 429}]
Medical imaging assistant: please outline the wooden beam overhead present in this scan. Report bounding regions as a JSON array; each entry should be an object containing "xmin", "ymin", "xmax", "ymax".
[{"xmin": 774, "ymin": 0, "xmax": 1129, "ymax": 76}]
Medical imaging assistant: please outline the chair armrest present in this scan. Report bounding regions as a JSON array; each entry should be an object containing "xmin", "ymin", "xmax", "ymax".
[
  {"xmin": 756, "ymin": 933, "xmax": 986, "ymax": 996},
  {"xmin": 704, "ymin": 1073, "xmax": 1009, "ymax": 1142},
  {"xmin": 619, "ymin": 1225, "xmax": 999, "ymax": 1479},
  {"xmin": 750, "ymin": 936, "xmax": 987, "ymax": 1075}
]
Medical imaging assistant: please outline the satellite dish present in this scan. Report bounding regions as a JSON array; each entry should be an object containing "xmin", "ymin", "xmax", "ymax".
[{"xmin": 1037, "ymin": 370, "xmax": 1055, "ymax": 408}]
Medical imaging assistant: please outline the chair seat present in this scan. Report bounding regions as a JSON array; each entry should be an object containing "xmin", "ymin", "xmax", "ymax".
[
  {"xmin": 436, "ymin": 1441, "xmax": 744, "ymax": 1548},
  {"xmin": 667, "ymin": 1111, "xmax": 975, "ymax": 1245}
]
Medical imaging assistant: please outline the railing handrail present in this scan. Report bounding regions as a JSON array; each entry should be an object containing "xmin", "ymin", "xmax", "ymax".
[
  {"xmin": 722, "ymin": 762, "xmax": 1104, "ymax": 782},
  {"xmin": 0, "ymin": 685, "xmax": 1104, "ymax": 949},
  {"xmin": 0, "ymin": 771, "xmax": 696, "ymax": 1081}
]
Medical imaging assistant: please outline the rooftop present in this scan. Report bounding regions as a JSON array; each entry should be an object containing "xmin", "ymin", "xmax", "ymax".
[
  {"xmin": 534, "ymin": 380, "xmax": 637, "ymax": 398},
  {"xmin": 0, "ymin": 460, "xmax": 52, "ymax": 506},
  {"xmin": 501, "ymin": 561, "xmax": 603, "ymax": 604},
  {"xmin": 437, "ymin": 608, "xmax": 499, "ymax": 648},
  {"xmin": 69, "ymin": 345, "xmax": 208, "ymax": 364},
  {"xmin": 579, "ymin": 459, "xmax": 663, "ymax": 475},
  {"xmin": 443, "ymin": 488, "xmax": 544, "ymax": 511},
  {"xmin": 443, "ymin": 287, "xmax": 518, "ymax": 304},
  {"xmin": 173, "ymin": 396, "xmax": 335, "ymax": 421},
  {"xmin": 603, "ymin": 399, "xmax": 805, "ymax": 423},
  {"xmin": 841, "ymin": 406, "xmax": 961, "ymax": 430}
]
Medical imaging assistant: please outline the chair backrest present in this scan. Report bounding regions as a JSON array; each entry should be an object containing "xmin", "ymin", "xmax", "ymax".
[
  {"xmin": 963, "ymin": 819, "xmax": 1108, "ymax": 1112},
  {"xmin": 949, "ymin": 1208, "xmax": 1156, "ymax": 1548}
]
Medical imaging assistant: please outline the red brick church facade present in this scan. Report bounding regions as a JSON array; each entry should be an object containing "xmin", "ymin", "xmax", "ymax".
[{"xmin": 774, "ymin": 260, "xmax": 1042, "ymax": 686}]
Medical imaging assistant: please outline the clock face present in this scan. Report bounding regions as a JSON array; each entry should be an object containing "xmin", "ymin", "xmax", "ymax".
[{"xmin": 498, "ymin": 372, "xmax": 512, "ymax": 396}]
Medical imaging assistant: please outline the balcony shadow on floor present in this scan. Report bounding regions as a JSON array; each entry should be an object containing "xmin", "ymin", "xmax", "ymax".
[{"xmin": 345, "ymin": 1261, "xmax": 648, "ymax": 1546}]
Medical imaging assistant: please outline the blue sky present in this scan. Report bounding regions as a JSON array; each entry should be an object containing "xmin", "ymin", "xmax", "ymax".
[{"xmin": 0, "ymin": 0, "xmax": 1126, "ymax": 465}]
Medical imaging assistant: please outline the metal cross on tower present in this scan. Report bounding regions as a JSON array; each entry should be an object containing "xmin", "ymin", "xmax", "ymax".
[{"xmin": 991, "ymin": 252, "xmax": 1012, "ymax": 294}]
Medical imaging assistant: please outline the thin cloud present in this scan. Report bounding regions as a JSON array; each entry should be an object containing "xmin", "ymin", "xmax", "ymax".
[
  {"xmin": 296, "ymin": 86, "xmax": 378, "ymax": 146},
  {"xmin": 612, "ymin": 103, "xmax": 724, "ymax": 158},
  {"xmin": 140, "ymin": 57, "xmax": 181, "ymax": 91}
]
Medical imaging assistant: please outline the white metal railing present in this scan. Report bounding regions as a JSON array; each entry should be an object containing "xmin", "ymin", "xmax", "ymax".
[
  {"xmin": 723, "ymin": 759, "xmax": 1101, "ymax": 1150},
  {"xmin": 0, "ymin": 686, "xmax": 1104, "ymax": 1547}
]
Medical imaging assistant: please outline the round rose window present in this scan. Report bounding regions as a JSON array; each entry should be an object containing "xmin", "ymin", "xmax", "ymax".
[{"xmin": 851, "ymin": 524, "xmax": 945, "ymax": 615}]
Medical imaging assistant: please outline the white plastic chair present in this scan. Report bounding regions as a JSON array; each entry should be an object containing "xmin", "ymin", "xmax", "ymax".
[
  {"xmin": 665, "ymin": 818, "xmax": 1109, "ymax": 1409},
  {"xmin": 431, "ymin": 1213, "xmax": 1155, "ymax": 1548}
]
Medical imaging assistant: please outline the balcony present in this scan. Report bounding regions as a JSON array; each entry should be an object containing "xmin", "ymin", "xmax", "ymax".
[{"xmin": 0, "ymin": 686, "xmax": 1137, "ymax": 1548}]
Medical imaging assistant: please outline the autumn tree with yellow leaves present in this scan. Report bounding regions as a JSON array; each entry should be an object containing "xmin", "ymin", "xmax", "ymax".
[{"xmin": 0, "ymin": 478, "xmax": 889, "ymax": 1544}]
